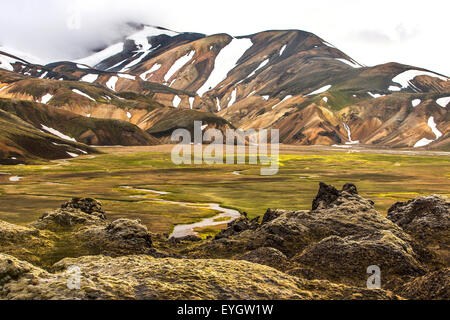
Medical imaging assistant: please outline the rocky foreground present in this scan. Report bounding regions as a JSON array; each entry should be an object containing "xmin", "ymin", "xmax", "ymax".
[{"xmin": 0, "ymin": 184, "xmax": 448, "ymax": 300}]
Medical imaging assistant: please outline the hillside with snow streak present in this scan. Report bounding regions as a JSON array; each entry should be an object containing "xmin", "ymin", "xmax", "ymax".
[{"xmin": 1, "ymin": 24, "xmax": 449, "ymax": 150}]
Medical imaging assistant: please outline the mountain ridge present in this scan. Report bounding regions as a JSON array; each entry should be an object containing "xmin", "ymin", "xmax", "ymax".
[{"xmin": 0, "ymin": 25, "xmax": 448, "ymax": 161}]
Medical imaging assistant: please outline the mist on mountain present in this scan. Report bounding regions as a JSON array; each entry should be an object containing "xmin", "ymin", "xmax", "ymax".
[{"xmin": 0, "ymin": 0, "xmax": 160, "ymax": 63}]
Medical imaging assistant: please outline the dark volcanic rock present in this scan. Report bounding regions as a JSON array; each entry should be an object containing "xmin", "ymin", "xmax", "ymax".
[
  {"xmin": 1, "ymin": 188, "xmax": 448, "ymax": 300},
  {"xmin": 214, "ymin": 215, "xmax": 260, "ymax": 240},
  {"xmin": 76, "ymin": 218, "xmax": 153, "ymax": 255},
  {"xmin": 31, "ymin": 198, "xmax": 107, "ymax": 231},
  {"xmin": 294, "ymin": 233, "xmax": 426, "ymax": 287},
  {"xmin": 312, "ymin": 182, "xmax": 341, "ymax": 210},
  {"xmin": 0, "ymin": 253, "xmax": 400, "ymax": 300},
  {"xmin": 387, "ymin": 195, "xmax": 449, "ymax": 247},
  {"xmin": 170, "ymin": 235, "xmax": 202, "ymax": 243},
  {"xmin": 61, "ymin": 198, "xmax": 106, "ymax": 219},
  {"xmin": 0, "ymin": 220, "xmax": 51, "ymax": 266},
  {"xmin": 31, "ymin": 208, "xmax": 106, "ymax": 231},
  {"xmin": 236, "ymin": 247, "xmax": 289, "ymax": 269},
  {"xmin": 197, "ymin": 183, "xmax": 440, "ymax": 291},
  {"xmin": 261, "ymin": 209, "xmax": 282, "ymax": 225},
  {"xmin": 105, "ymin": 219, "xmax": 152, "ymax": 247},
  {"xmin": 399, "ymin": 268, "xmax": 450, "ymax": 300},
  {"xmin": 342, "ymin": 183, "xmax": 358, "ymax": 195}
]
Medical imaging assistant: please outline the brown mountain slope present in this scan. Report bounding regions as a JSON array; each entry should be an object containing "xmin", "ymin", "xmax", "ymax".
[
  {"xmin": 0, "ymin": 98, "xmax": 160, "ymax": 146},
  {"xmin": 0, "ymin": 69, "xmax": 235, "ymax": 143},
  {"xmin": 0, "ymin": 108, "xmax": 97, "ymax": 164},
  {"xmin": 1, "ymin": 26, "xmax": 448, "ymax": 149}
]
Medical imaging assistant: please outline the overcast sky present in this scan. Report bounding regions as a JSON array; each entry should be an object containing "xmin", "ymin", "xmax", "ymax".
[{"xmin": 1, "ymin": 0, "xmax": 448, "ymax": 75}]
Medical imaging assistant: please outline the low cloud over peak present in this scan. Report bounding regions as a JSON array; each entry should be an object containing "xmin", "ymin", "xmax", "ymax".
[{"xmin": 0, "ymin": 0, "xmax": 448, "ymax": 75}]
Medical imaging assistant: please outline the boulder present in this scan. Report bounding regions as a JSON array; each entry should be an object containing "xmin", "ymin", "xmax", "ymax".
[
  {"xmin": 261, "ymin": 209, "xmax": 282, "ymax": 225},
  {"xmin": 0, "ymin": 220, "xmax": 53, "ymax": 265},
  {"xmin": 312, "ymin": 182, "xmax": 340, "ymax": 210},
  {"xmin": 0, "ymin": 220, "xmax": 40, "ymax": 242},
  {"xmin": 214, "ymin": 215, "xmax": 260, "ymax": 240},
  {"xmin": 31, "ymin": 208, "xmax": 107, "ymax": 231},
  {"xmin": 294, "ymin": 233, "xmax": 426, "ymax": 287},
  {"xmin": 169, "ymin": 235, "xmax": 202, "ymax": 243},
  {"xmin": 199, "ymin": 183, "xmax": 435, "ymax": 290},
  {"xmin": 31, "ymin": 198, "xmax": 107, "ymax": 231},
  {"xmin": 0, "ymin": 253, "xmax": 400, "ymax": 300},
  {"xmin": 76, "ymin": 219, "xmax": 152, "ymax": 255},
  {"xmin": 236, "ymin": 247, "xmax": 289, "ymax": 269},
  {"xmin": 61, "ymin": 198, "xmax": 106, "ymax": 219},
  {"xmin": 387, "ymin": 195, "xmax": 449, "ymax": 247},
  {"xmin": 398, "ymin": 268, "xmax": 450, "ymax": 300}
]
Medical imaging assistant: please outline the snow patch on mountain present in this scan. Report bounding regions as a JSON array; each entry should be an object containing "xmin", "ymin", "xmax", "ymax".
[
  {"xmin": 127, "ymin": 26, "xmax": 178, "ymax": 52},
  {"xmin": 392, "ymin": 70, "xmax": 448, "ymax": 89},
  {"xmin": 279, "ymin": 45, "xmax": 287, "ymax": 56},
  {"xmin": 106, "ymin": 76, "xmax": 118, "ymax": 91},
  {"xmin": 140, "ymin": 63, "xmax": 161, "ymax": 81},
  {"xmin": 272, "ymin": 95, "xmax": 293, "ymax": 109},
  {"xmin": 306, "ymin": 85, "xmax": 332, "ymax": 96},
  {"xmin": 106, "ymin": 59, "xmax": 128, "ymax": 71},
  {"xmin": 40, "ymin": 93, "xmax": 53, "ymax": 104},
  {"xmin": 414, "ymin": 116, "xmax": 442, "ymax": 147},
  {"xmin": 367, "ymin": 92, "xmax": 385, "ymax": 99},
  {"xmin": 411, "ymin": 99, "xmax": 421, "ymax": 107},
  {"xmin": 0, "ymin": 46, "xmax": 44, "ymax": 64},
  {"xmin": 388, "ymin": 85, "xmax": 401, "ymax": 91},
  {"xmin": 247, "ymin": 90, "xmax": 256, "ymax": 98},
  {"xmin": 80, "ymin": 74, "xmax": 98, "ymax": 83},
  {"xmin": 120, "ymin": 51, "xmax": 151, "ymax": 72},
  {"xmin": 335, "ymin": 58, "xmax": 361, "ymax": 68},
  {"xmin": 72, "ymin": 89, "xmax": 95, "ymax": 101},
  {"xmin": 436, "ymin": 97, "xmax": 449, "ymax": 108},
  {"xmin": 428, "ymin": 117, "xmax": 442, "ymax": 140},
  {"xmin": 216, "ymin": 97, "xmax": 221, "ymax": 111},
  {"xmin": 76, "ymin": 43, "xmax": 124, "ymax": 67},
  {"xmin": 414, "ymin": 138, "xmax": 434, "ymax": 148},
  {"xmin": 173, "ymin": 95, "xmax": 181, "ymax": 108},
  {"xmin": 189, "ymin": 97, "xmax": 195, "ymax": 109},
  {"xmin": 118, "ymin": 74, "xmax": 136, "ymax": 80},
  {"xmin": 228, "ymin": 88, "xmax": 237, "ymax": 107},
  {"xmin": 41, "ymin": 125, "xmax": 76, "ymax": 142},
  {"xmin": 197, "ymin": 38, "xmax": 253, "ymax": 97},
  {"xmin": 323, "ymin": 41, "xmax": 336, "ymax": 48},
  {"xmin": 164, "ymin": 50, "xmax": 195, "ymax": 82},
  {"xmin": 246, "ymin": 59, "xmax": 269, "ymax": 79},
  {"xmin": 0, "ymin": 54, "xmax": 18, "ymax": 71},
  {"xmin": 67, "ymin": 152, "xmax": 79, "ymax": 158}
]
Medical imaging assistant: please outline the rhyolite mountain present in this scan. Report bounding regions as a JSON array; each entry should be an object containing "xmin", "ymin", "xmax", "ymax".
[{"xmin": 0, "ymin": 24, "xmax": 449, "ymax": 162}]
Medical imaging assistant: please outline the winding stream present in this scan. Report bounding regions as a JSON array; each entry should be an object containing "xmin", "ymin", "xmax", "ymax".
[{"xmin": 119, "ymin": 186, "xmax": 241, "ymax": 238}]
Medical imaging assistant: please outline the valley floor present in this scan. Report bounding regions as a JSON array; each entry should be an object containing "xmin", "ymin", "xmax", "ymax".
[{"xmin": 0, "ymin": 144, "xmax": 448, "ymax": 238}]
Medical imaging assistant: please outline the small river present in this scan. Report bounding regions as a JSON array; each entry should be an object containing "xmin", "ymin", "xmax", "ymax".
[{"xmin": 120, "ymin": 186, "xmax": 241, "ymax": 238}]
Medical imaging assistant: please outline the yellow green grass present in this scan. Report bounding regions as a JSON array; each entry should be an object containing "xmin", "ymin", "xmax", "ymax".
[{"xmin": 0, "ymin": 146, "xmax": 448, "ymax": 236}]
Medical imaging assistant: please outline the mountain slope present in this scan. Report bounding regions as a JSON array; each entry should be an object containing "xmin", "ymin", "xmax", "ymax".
[
  {"xmin": 0, "ymin": 98, "xmax": 160, "ymax": 146},
  {"xmin": 0, "ymin": 107, "xmax": 97, "ymax": 164},
  {"xmin": 1, "ymin": 24, "xmax": 448, "ymax": 149},
  {"xmin": 0, "ymin": 69, "xmax": 232, "ymax": 145}
]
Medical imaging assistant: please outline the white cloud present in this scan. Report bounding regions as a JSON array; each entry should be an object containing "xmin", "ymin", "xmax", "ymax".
[{"xmin": 0, "ymin": 0, "xmax": 448, "ymax": 75}]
